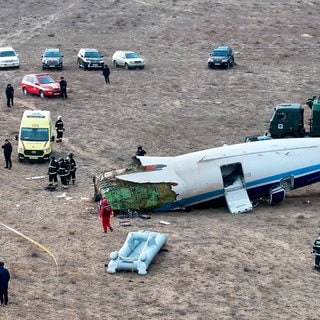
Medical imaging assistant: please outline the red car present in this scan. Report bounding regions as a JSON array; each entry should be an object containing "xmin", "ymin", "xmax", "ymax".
[{"xmin": 20, "ymin": 73, "xmax": 61, "ymax": 98}]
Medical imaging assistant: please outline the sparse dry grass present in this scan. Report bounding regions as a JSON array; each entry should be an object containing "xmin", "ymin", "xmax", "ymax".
[{"xmin": 0, "ymin": 0, "xmax": 319, "ymax": 319}]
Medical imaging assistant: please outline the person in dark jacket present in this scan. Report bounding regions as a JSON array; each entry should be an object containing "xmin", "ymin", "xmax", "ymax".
[
  {"xmin": 0, "ymin": 261, "xmax": 10, "ymax": 306},
  {"xmin": 2, "ymin": 139, "xmax": 12, "ymax": 169},
  {"xmin": 313, "ymin": 234, "xmax": 320, "ymax": 269},
  {"xmin": 55, "ymin": 115, "xmax": 64, "ymax": 143},
  {"xmin": 66, "ymin": 152, "xmax": 77, "ymax": 185},
  {"xmin": 99, "ymin": 198, "xmax": 113, "ymax": 233},
  {"xmin": 5, "ymin": 84, "xmax": 14, "ymax": 107},
  {"xmin": 102, "ymin": 65, "xmax": 110, "ymax": 84},
  {"xmin": 58, "ymin": 157, "xmax": 68, "ymax": 188},
  {"xmin": 48, "ymin": 156, "xmax": 59, "ymax": 186},
  {"xmin": 136, "ymin": 146, "xmax": 146, "ymax": 156},
  {"xmin": 59, "ymin": 76, "xmax": 67, "ymax": 99}
]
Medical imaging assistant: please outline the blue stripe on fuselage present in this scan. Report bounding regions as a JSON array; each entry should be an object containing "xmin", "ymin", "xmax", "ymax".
[{"xmin": 154, "ymin": 164, "xmax": 320, "ymax": 212}]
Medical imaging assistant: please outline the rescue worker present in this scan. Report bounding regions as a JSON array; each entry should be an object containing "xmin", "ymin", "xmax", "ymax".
[
  {"xmin": 65, "ymin": 156, "xmax": 71, "ymax": 185},
  {"xmin": 66, "ymin": 152, "xmax": 77, "ymax": 185},
  {"xmin": 59, "ymin": 76, "xmax": 67, "ymax": 99},
  {"xmin": 136, "ymin": 146, "xmax": 146, "ymax": 156},
  {"xmin": 48, "ymin": 156, "xmax": 59, "ymax": 186},
  {"xmin": 99, "ymin": 198, "xmax": 113, "ymax": 233},
  {"xmin": 55, "ymin": 115, "xmax": 64, "ymax": 143},
  {"xmin": 58, "ymin": 157, "xmax": 68, "ymax": 188},
  {"xmin": 313, "ymin": 234, "xmax": 320, "ymax": 269}
]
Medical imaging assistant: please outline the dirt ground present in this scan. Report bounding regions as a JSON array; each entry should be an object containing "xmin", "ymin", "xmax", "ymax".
[{"xmin": 1, "ymin": 0, "xmax": 320, "ymax": 319}]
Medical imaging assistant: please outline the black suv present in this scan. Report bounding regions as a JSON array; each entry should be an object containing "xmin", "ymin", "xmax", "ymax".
[
  {"xmin": 77, "ymin": 48, "xmax": 104, "ymax": 70},
  {"xmin": 41, "ymin": 48, "xmax": 63, "ymax": 70},
  {"xmin": 208, "ymin": 46, "xmax": 234, "ymax": 69}
]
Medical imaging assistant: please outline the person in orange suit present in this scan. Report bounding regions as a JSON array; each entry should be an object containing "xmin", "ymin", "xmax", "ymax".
[{"xmin": 99, "ymin": 199, "xmax": 113, "ymax": 233}]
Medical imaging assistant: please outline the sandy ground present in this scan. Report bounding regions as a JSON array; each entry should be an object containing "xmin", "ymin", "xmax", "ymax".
[{"xmin": 1, "ymin": 0, "xmax": 320, "ymax": 319}]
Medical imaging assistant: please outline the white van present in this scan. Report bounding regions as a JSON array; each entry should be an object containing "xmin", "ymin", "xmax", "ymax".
[{"xmin": 17, "ymin": 110, "xmax": 54, "ymax": 161}]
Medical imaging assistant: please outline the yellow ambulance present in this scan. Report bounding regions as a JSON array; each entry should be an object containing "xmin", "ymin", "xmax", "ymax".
[{"xmin": 17, "ymin": 110, "xmax": 54, "ymax": 161}]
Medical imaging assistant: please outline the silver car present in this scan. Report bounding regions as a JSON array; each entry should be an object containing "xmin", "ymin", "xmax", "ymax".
[{"xmin": 112, "ymin": 51, "xmax": 145, "ymax": 70}]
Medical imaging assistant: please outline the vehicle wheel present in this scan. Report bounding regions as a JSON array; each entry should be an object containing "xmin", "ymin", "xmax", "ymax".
[
  {"xmin": 22, "ymin": 87, "xmax": 28, "ymax": 96},
  {"xmin": 77, "ymin": 58, "xmax": 81, "ymax": 68},
  {"xmin": 124, "ymin": 63, "xmax": 129, "ymax": 70},
  {"xmin": 139, "ymin": 66, "xmax": 145, "ymax": 70},
  {"xmin": 83, "ymin": 62, "xmax": 88, "ymax": 71},
  {"xmin": 39, "ymin": 91, "xmax": 45, "ymax": 99},
  {"xmin": 113, "ymin": 60, "xmax": 118, "ymax": 68},
  {"xmin": 226, "ymin": 62, "xmax": 230, "ymax": 69}
]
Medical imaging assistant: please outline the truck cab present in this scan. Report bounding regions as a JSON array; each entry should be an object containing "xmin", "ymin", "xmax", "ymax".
[
  {"xmin": 17, "ymin": 110, "xmax": 54, "ymax": 161},
  {"xmin": 308, "ymin": 96, "xmax": 320, "ymax": 136},
  {"xmin": 268, "ymin": 103, "xmax": 305, "ymax": 138}
]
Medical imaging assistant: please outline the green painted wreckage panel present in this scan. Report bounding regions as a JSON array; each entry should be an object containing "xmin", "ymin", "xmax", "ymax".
[
  {"xmin": 94, "ymin": 168, "xmax": 177, "ymax": 211},
  {"xmin": 102, "ymin": 181, "xmax": 176, "ymax": 211}
]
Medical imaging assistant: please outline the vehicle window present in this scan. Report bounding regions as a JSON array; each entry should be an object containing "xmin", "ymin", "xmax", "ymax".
[
  {"xmin": 276, "ymin": 112, "xmax": 288, "ymax": 121},
  {"xmin": 213, "ymin": 50, "xmax": 228, "ymax": 57},
  {"xmin": 0, "ymin": 51, "xmax": 16, "ymax": 57},
  {"xmin": 44, "ymin": 52, "xmax": 60, "ymax": 57},
  {"xmin": 26, "ymin": 76, "xmax": 35, "ymax": 83},
  {"xmin": 85, "ymin": 51, "xmax": 100, "ymax": 58},
  {"xmin": 21, "ymin": 128, "xmax": 49, "ymax": 141},
  {"xmin": 38, "ymin": 77, "xmax": 55, "ymax": 84},
  {"xmin": 125, "ymin": 52, "xmax": 139, "ymax": 59}
]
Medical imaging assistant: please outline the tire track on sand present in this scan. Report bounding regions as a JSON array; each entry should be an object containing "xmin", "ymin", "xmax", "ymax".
[{"xmin": 0, "ymin": 0, "xmax": 81, "ymax": 47}]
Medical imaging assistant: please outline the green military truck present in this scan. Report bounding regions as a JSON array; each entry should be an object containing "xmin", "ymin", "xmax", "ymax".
[{"xmin": 268, "ymin": 97, "xmax": 320, "ymax": 138}]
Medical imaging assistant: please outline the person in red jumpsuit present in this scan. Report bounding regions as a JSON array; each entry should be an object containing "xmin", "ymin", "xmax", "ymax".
[{"xmin": 99, "ymin": 199, "xmax": 113, "ymax": 233}]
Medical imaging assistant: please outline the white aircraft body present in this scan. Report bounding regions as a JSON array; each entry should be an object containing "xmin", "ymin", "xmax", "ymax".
[{"xmin": 95, "ymin": 138, "xmax": 320, "ymax": 214}]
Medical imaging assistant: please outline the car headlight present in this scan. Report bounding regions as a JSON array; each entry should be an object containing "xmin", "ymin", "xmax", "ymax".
[
  {"xmin": 18, "ymin": 147, "xmax": 24, "ymax": 152},
  {"xmin": 44, "ymin": 147, "xmax": 51, "ymax": 153},
  {"xmin": 222, "ymin": 59, "xmax": 228, "ymax": 62}
]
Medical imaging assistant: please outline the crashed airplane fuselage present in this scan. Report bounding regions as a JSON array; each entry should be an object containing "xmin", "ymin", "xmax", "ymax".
[{"xmin": 94, "ymin": 138, "xmax": 320, "ymax": 214}]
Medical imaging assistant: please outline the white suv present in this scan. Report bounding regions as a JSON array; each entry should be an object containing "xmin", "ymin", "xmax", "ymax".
[
  {"xmin": 77, "ymin": 48, "xmax": 104, "ymax": 70},
  {"xmin": 112, "ymin": 51, "xmax": 145, "ymax": 70},
  {"xmin": 0, "ymin": 47, "xmax": 20, "ymax": 69}
]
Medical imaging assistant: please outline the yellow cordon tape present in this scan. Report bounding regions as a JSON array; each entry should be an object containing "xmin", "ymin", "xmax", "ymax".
[{"xmin": 0, "ymin": 221, "xmax": 58, "ymax": 276}]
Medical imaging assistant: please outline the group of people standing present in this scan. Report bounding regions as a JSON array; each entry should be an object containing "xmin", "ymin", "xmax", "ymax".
[
  {"xmin": 48, "ymin": 115, "xmax": 76, "ymax": 189},
  {"xmin": 48, "ymin": 152, "xmax": 77, "ymax": 189}
]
